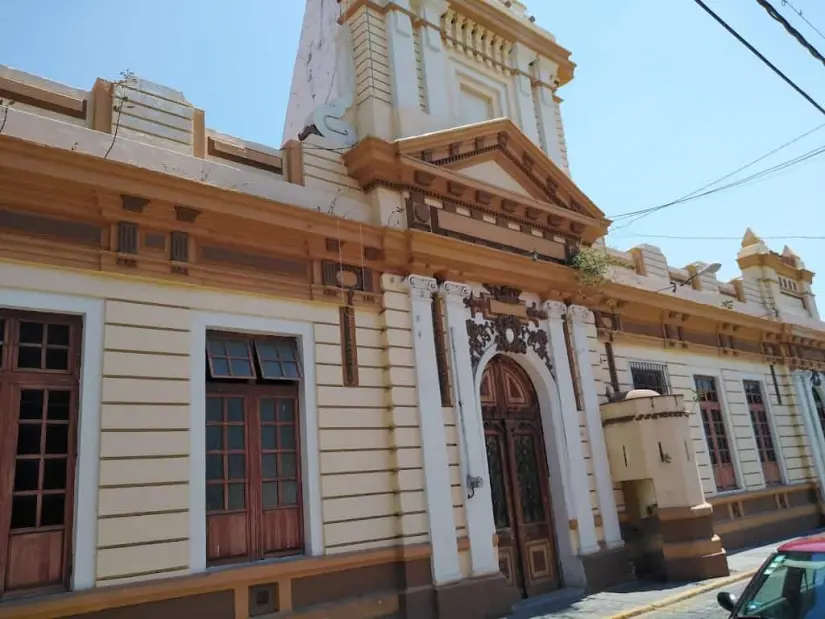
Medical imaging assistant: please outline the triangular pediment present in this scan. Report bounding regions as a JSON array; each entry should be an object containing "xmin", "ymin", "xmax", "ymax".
[
  {"xmin": 394, "ymin": 118, "xmax": 607, "ymax": 222},
  {"xmin": 454, "ymin": 160, "xmax": 534, "ymax": 199}
]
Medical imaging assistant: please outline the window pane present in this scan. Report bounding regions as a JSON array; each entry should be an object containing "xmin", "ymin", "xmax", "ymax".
[
  {"xmin": 230, "ymin": 358, "xmax": 253, "ymax": 377},
  {"xmin": 14, "ymin": 459, "xmax": 40, "ymax": 491},
  {"xmin": 228, "ymin": 454, "xmax": 245, "ymax": 479},
  {"xmin": 45, "ymin": 347, "xmax": 69, "ymax": 370},
  {"xmin": 18, "ymin": 346, "xmax": 41, "ymax": 369},
  {"xmin": 261, "ymin": 361, "xmax": 284, "ymax": 379},
  {"xmin": 262, "ymin": 426, "xmax": 277, "ymax": 450},
  {"xmin": 45, "ymin": 424, "xmax": 69, "ymax": 454},
  {"xmin": 228, "ymin": 483, "xmax": 245, "ymax": 510},
  {"xmin": 206, "ymin": 484, "xmax": 224, "ymax": 512},
  {"xmin": 282, "ymin": 362, "xmax": 300, "ymax": 379},
  {"xmin": 282, "ymin": 481, "xmax": 298, "ymax": 506},
  {"xmin": 206, "ymin": 338, "xmax": 226, "ymax": 355},
  {"xmin": 17, "ymin": 425, "xmax": 42, "ymax": 455},
  {"xmin": 41, "ymin": 494, "xmax": 65, "ymax": 526},
  {"xmin": 277, "ymin": 400, "xmax": 294, "ymax": 422},
  {"xmin": 206, "ymin": 455, "xmax": 224, "ymax": 480},
  {"xmin": 260, "ymin": 399, "xmax": 276, "ymax": 422},
  {"xmin": 276, "ymin": 342, "xmax": 297, "ymax": 360},
  {"xmin": 256, "ymin": 341, "xmax": 280, "ymax": 362},
  {"xmin": 226, "ymin": 398, "xmax": 244, "ymax": 422},
  {"xmin": 279, "ymin": 426, "xmax": 296, "ymax": 449},
  {"xmin": 206, "ymin": 397, "xmax": 222, "ymax": 422},
  {"xmin": 262, "ymin": 482, "xmax": 279, "ymax": 508},
  {"xmin": 19, "ymin": 321, "xmax": 44, "ymax": 344},
  {"xmin": 47, "ymin": 390, "xmax": 71, "ymax": 420},
  {"xmin": 225, "ymin": 340, "xmax": 249, "ymax": 357},
  {"xmin": 11, "ymin": 495, "xmax": 38, "ymax": 529},
  {"xmin": 227, "ymin": 427, "xmax": 245, "ymax": 451},
  {"xmin": 281, "ymin": 453, "xmax": 297, "ymax": 477},
  {"xmin": 19, "ymin": 390, "xmax": 44, "ymax": 419},
  {"xmin": 43, "ymin": 458, "xmax": 67, "ymax": 490},
  {"xmin": 262, "ymin": 454, "xmax": 278, "ymax": 478},
  {"xmin": 206, "ymin": 426, "xmax": 223, "ymax": 451},
  {"xmin": 47, "ymin": 324, "xmax": 70, "ymax": 346},
  {"xmin": 211, "ymin": 357, "xmax": 230, "ymax": 376}
]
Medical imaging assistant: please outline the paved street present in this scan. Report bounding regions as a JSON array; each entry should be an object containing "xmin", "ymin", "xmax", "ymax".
[{"xmin": 511, "ymin": 530, "xmax": 823, "ymax": 619}]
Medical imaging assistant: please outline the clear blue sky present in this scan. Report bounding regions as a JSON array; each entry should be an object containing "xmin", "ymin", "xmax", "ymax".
[{"xmin": 2, "ymin": 0, "xmax": 823, "ymax": 301}]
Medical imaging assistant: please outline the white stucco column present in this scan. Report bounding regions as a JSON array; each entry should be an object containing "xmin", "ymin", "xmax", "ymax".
[
  {"xmin": 440, "ymin": 281, "xmax": 500, "ymax": 576},
  {"xmin": 406, "ymin": 275, "xmax": 462, "ymax": 584},
  {"xmin": 531, "ymin": 56, "xmax": 564, "ymax": 169},
  {"xmin": 418, "ymin": 0, "xmax": 451, "ymax": 122},
  {"xmin": 568, "ymin": 306, "xmax": 623, "ymax": 550},
  {"xmin": 542, "ymin": 301, "xmax": 600, "ymax": 555},
  {"xmin": 794, "ymin": 370, "xmax": 825, "ymax": 497},
  {"xmin": 509, "ymin": 42, "xmax": 541, "ymax": 146},
  {"xmin": 385, "ymin": 0, "xmax": 420, "ymax": 136}
]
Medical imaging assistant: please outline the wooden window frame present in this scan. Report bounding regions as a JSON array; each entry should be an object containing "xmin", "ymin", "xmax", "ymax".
[
  {"xmin": 694, "ymin": 375, "xmax": 738, "ymax": 492},
  {"xmin": 0, "ymin": 310, "xmax": 82, "ymax": 599},
  {"xmin": 206, "ymin": 334, "xmax": 302, "ymax": 382},
  {"xmin": 743, "ymin": 380, "xmax": 781, "ymax": 485},
  {"xmin": 204, "ymin": 332, "xmax": 304, "ymax": 566}
]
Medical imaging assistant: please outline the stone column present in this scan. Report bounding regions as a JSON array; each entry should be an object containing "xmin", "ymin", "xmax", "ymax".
[
  {"xmin": 385, "ymin": 0, "xmax": 421, "ymax": 137},
  {"xmin": 568, "ymin": 306, "xmax": 623, "ymax": 549},
  {"xmin": 440, "ymin": 281, "xmax": 499, "ymax": 576},
  {"xmin": 509, "ymin": 42, "xmax": 541, "ymax": 146},
  {"xmin": 530, "ymin": 56, "xmax": 565, "ymax": 169},
  {"xmin": 542, "ymin": 301, "xmax": 599, "ymax": 555},
  {"xmin": 406, "ymin": 275, "xmax": 462, "ymax": 584},
  {"xmin": 793, "ymin": 370, "xmax": 825, "ymax": 496},
  {"xmin": 418, "ymin": 0, "xmax": 451, "ymax": 122}
]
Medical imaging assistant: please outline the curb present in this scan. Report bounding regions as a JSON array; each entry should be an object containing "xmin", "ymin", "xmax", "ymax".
[{"xmin": 606, "ymin": 569, "xmax": 758, "ymax": 619}]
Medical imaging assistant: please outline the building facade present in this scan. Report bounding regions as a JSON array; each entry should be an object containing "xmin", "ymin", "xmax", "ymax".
[{"xmin": 0, "ymin": 1, "xmax": 824, "ymax": 618}]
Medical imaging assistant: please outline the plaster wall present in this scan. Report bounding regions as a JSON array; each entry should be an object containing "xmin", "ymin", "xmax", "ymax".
[
  {"xmin": 1, "ymin": 261, "xmax": 429, "ymax": 588},
  {"xmin": 602, "ymin": 343, "xmax": 814, "ymax": 510}
]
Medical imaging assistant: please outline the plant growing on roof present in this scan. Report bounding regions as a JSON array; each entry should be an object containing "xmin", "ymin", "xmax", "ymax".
[{"xmin": 569, "ymin": 244, "xmax": 616, "ymax": 288}]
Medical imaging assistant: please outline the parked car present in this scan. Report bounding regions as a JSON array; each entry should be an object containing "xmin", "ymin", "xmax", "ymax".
[{"xmin": 717, "ymin": 534, "xmax": 825, "ymax": 618}]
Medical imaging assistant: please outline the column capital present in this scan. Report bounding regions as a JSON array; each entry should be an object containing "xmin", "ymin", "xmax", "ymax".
[
  {"xmin": 406, "ymin": 275, "xmax": 438, "ymax": 301},
  {"xmin": 568, "ymin": 305, "xmax": 594, "ymax": 323},
  {"xmin": 440, "ymin": 281, "xmax": 472, "ymax": 303},
  {"xmin": 541, "ymin": 300, "xmax": 567, "ymax": 319}
]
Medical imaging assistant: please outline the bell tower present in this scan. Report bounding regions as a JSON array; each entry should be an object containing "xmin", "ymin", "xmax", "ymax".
[{"xmin": 283, "ymin": 0, "xmax": 576, "ymax": 174}]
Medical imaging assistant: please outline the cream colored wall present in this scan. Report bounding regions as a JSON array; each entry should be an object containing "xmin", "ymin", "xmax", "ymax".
[
  {"xmin": 600, "ymin": 343, "xmax": 814, "ymax": 505},
  {"xmin": 2, "ymin": 261, "xmax": 429, "ymax": 586}
]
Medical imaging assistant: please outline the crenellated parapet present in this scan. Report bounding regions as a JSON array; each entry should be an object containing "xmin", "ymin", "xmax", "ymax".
[{"xmin": 600, "ymin": 228, "xmax": 820, "ymax": 330}]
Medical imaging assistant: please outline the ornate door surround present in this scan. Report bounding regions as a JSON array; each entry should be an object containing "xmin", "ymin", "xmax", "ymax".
[{"xmin": 482, "ymin": 355, "xmax": 561, "ymax": 597}]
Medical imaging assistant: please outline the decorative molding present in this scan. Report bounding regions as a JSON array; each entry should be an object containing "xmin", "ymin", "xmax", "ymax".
[
  {"xmin": 466, "ymin": 313, "xmax": 552, "ymax": 374},
  {"xmin": 407, "ymin": 274, "xmax": 438, "ymax": 301},
  {"xmin": 485, "ymin": 284, "xmax": 522, "ymax": 305},
  {"xmin": 568, "ymin": 304, "xmax": 593, "ymax": 323},
  {"xmin": 441, "ymin": 281, "xmax": 472, "ymax": 303},
  {"xmin": 542, "ymin": 300, "xmax": 568, "ymax": 319}
]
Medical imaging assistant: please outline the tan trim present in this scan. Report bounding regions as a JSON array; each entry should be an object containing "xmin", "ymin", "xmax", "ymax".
[
  {"xmin": 277, "ymin": 579, "xmax": 293, "ymax": 613},
  {"xmin": 0, "ymin": 75, "xmax": 87, "ymax": 119},
  {"xmin": 91, "ymin": 79, "xmax": 113, "ymax": 133},
  {"xmin": 192, "ymin": 109, "xmax": 206, "ymax": 159},
  {"xmin": 658, "ymin": 503, "xmax": 713, "ymax": 522},
  {"xmin": 715, "ymin": 503, "xmax": 820, "ymax": 535},
  {"xmin": 738, "ymin": 252, "xmax": 814, "ymax": 284},
  {"xmin": 283, "ymin": 139, "xmax": 305, "ymax": 186},
  {"xmin": 233, "ymin": 585, "xmax": 249, "ymax": 619},
  {"xmin": 662, "ymin": 535, "xmax": 724, "ymax": 559},
  {"xmin": 709, "ymin": 482, "xmax": 816, "ymax": 507},
  {"xmin": 207, "ymin": 136, "xmax": 284, "ymax": 175}
]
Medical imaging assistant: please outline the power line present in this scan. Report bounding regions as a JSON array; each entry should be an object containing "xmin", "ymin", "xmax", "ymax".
[
  {"xmin": 608, "ymin": 141, "xmax": 825, "ymax": 227},
  {"xmin": 755, "ymin": 0, "xmax": 825, "ymax": 68},
  {"xmin": 691, "ymin": 0, "xmax": 825, "ymax": 116},
  {"xmin": 780, "ymin": 0, "xmax": 825, "ymax": 43},
  {"xmin": 612, "ymin": 233, "xmax": 825, "ymax": 241}
]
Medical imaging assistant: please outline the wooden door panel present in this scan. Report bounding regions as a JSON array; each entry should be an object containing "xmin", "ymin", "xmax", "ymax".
[{"xmin": 5, "ymin": 530, "xmax": 63, "ymax": 591}]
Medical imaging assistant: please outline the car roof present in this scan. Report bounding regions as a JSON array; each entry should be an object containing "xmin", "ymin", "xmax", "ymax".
[{"xmin": 779, "ymin": 533, "xmax": 825, "ymax": 553}]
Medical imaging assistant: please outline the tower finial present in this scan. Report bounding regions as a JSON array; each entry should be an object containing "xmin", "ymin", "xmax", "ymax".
[{"xmin": 741, "ymin": 228, "xmax": 762, "ymax": 248}]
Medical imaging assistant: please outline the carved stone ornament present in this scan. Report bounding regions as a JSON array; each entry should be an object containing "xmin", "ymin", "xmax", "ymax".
[
  {"xmin": 466, "ymin": 314, "xmax": 552, "ymax": 374},
  {"xmin": 542, "ymin": 300, "xmax": 568, "ymax": 320},
  {"xmin": 406, "ymin": 275, "xmax": 438, "ymax": 301},
  {"xmin": 441, "ymin": 281, "xmax": 472, "ymax": 303},
  {"xmin": 568, "ymin": 304, "xmax": 594, "ymax": 323},
  {"xmin": 484, "ymin": 284, "xmax": 522, "ymax": 305}
]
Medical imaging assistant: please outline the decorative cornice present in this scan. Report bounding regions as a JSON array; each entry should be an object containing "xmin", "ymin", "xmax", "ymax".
[
  {"xmin": 568, "ymin": 304, "xmax": 594, "ymax": 323},
  {"xmin": 406, "ymin": 274, "xmax": 438, "ymax": 301},
  {"xmin": 441, "ymin": 281, "xmax": 472, "ymax": 303}
]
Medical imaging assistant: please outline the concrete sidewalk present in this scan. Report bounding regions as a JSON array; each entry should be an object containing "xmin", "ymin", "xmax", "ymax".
[{"xmin": 508, "ymin": 531, "xmax": 817, "ymax": 619}]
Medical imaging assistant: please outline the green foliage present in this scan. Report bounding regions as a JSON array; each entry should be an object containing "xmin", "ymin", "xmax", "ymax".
[{"xmin": 570, "ymin": 245, "xmax": 615, "ymax": 287}]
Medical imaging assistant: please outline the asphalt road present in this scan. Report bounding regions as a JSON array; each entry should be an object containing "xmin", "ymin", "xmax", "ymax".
[{"xmin": 637, "ymin": 580, "xmax": 749, "ymax": 618}]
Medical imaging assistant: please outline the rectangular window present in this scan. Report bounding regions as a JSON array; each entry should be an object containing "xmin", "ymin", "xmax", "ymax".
[
  {"xmin": 695, "ymin": 375, "xmax": 737, "ymax": 491},
  {"xmin": 205, "ymin": 332, "xmax": 303, "ymax": 565},
  {"xmin": 0, "ymin": 310, "xmax": 81, "ymax": 598},
  {"xmin": 814, "ymin": 389, "xmax": 825, "ymax": 438},
  {"xmin": 744, "ymin": 380, "xmax": 781, "ymax": 485},
  {"xmin": 630, "ymin": 361, "xmax": 670, "ymax": 394}
]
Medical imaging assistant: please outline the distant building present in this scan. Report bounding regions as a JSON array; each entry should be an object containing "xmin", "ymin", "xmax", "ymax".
[{"xmin": 0, "ymin": 1, "xmax": 823, "ymax": 618}]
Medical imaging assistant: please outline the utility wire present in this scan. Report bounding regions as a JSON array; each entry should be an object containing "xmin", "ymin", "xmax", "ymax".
[
  {"xmin": 755, "ymin": 0, "xmax": 825, "ymax": 68},
  {"xmin": 608, "ymin": 141, "xmax": 825, "ymax": 228},
  {"xmin": 612, "ymin": 233, "xmax": 825, "ymax": 241},
  {"xmin": 691, "ymin": 0, "xmax": 825, "ymax": 116},
  {"xmin": 781, "ymin": 0, "xmax": 825, "ymax": 43}
]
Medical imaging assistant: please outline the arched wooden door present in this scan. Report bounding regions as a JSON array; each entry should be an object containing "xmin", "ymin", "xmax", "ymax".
[{"xmin": 481, "ymin": 355, "xmax": 561, "ymax": 597}]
